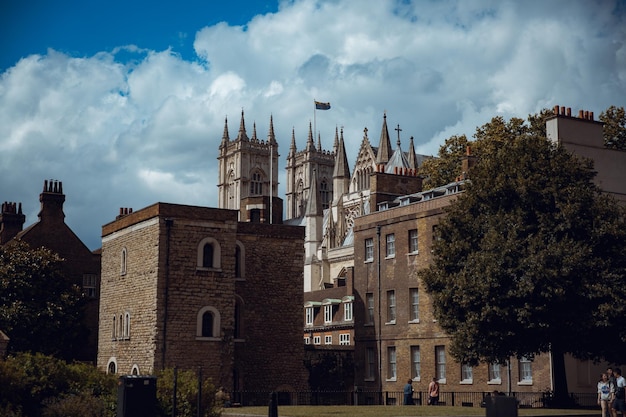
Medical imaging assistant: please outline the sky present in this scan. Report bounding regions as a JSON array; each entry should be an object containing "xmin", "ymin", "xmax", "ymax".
[{"xmin": 1, "ymin": 0, "xmax": 625, "ymax": 251}]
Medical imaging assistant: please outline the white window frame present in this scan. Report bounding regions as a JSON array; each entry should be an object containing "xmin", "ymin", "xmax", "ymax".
[
  {"xmin": 519, "ymin": 357, "xmax": 532, "ymax": 384},
  {"xmin": 387, "ymin": 346, "xmax": 397, "ymax": 381},
  {"xmin": 435, "ymin": 345, "xmax": 446, "ymax": 382},
  {"xmin": 385, "ymin": 233, "xmax": 395, "ymax": 258},
  {"xmin": 366, "ymin": 293, "xmax": 374, "ymax": 325},
  {"xmin": 313, "ymin": 335, "xmax": 321, "ymax": 345},
  {"xmin": 339, "ymin": 333, "xmax": 350, "ymax": 345},
  {"xmin": 365, "ymin": 238, "xmax": 374, "ymax": 262},
  {"xmin": 409, "ymin": 229, "xmax": 418, "ymax": 253},
  {"xmin": 409, "ymin": 288, "xmax": 419, "ymax": 322},
  {"xmin": 196, "ymin": 306, "xmax": 221, "ymax": 341},
  {"xmin": 123, "ymin": 312, "xmax": 130, "ymax": 339},
  {"xmin": 386, "ymin": 290, "xmax": 396, "ymax": 324},
  {"xmin": 324, "ymin": 305, "xmax": 332, "ymax": 323},
  {"xmin": 196, "ymin": 237, "xmax": 221, "ymax": 270},
  {"xmin": 305, "ymin": 306, "xmax": 314, "ymax": 326},
  {"xmin": 411, "ymin": 345, "xmax": 421, "ymax": 381},
  {"xmin": 325, "ymin": 335, "xmax": 332, "ymax": 345},
  {"xmin": 461, "ymin": 363, "xmax": 473, "ymax": 384},
  {"xmin": 304, "ymin": 336, "xmax": 310, "ymax": 345},
  {"xmin": 488, "ymin": 363, "xmax": 502, "ymax": 384},
  {"xmin": 343, "ymin": 302, "xmax": 353, "ymax": 322}
]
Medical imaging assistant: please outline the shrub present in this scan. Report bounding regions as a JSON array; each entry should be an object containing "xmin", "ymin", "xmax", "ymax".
[{"xmin": 156, "ymin": 368, "xmax": 221, "ymax": 417}]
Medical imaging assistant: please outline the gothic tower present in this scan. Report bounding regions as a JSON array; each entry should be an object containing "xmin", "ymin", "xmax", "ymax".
[
  {"xmin": 285, "ymin": 122, "xmax": 335, "ymax": 220},
  {"xmin": 217, "ymin": 111, "xmax": 281, "ymax": 223}
]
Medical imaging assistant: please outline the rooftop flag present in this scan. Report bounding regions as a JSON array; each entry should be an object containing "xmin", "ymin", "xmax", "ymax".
[{"xmin": 314, "ymin": 101, "xmax": 331, "ymax": 110}]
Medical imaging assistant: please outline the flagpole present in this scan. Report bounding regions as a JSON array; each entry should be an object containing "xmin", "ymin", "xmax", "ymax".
[{"xmin": 313, "ymin": 99, "xmax": 317, "ymax": 144}]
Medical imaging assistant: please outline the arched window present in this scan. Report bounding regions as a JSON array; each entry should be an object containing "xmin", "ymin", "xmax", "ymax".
[
  {"xmin": 234, "ymin": 295, "xmax": 244, "ymax": 339},
  {"xmin": 196, "ymin": 306, "xmax": 221, "ymax": 340},
  {"xmin": 124, "ymin": 312, "xmax": 130, "ymax": 339},
  {"xmin": 107, "ymin": 359, "xmax": 117, "ymax": 374},
  {"xmin": 250, "ymin": 171, "xmax": 263, "ymax": 195},
  {"xmin": 119, "ymin": 314, "xmax": 123, "ymax": 339},
  {"xmin": 131, "ymin": 365, "xmax": 139, "ymax": 375},
  {"xmin": 296, "ymin": 180, "xmax": 304, "ymax": 217},
  {"xmin": 320, "ymin": 179, "xmax": 330, "ymax": 210},
  {"xmin": 120, "ymin": 247, "xmax": 127, "ymax": 275},
  {"xmin": 112, "ymin": 316, "xmax": 117, "ymax": 340},
  {"xmin": 203, "ymin": 243, "xmax": 214, "ymax": 268},
  {"xmin": 235, "ymin": 241, "xmax": 245, "ymax": 279},
  {"xmin": 197, "ymin": 237, "xmax": 221, "ymax": 270},
  {"xmin": 227, "ymin": 171, "xmax": 236, "ymax": 209}
]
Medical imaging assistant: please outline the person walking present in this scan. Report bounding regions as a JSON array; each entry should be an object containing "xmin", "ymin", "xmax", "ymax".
[
  {"xmin": 609, "ymin": 368, "xmax": 618, "ymax": 417},
  {"xmin": 403, "ymin": 379, "xmax": 414, "ymax": 405},
  {"xmin": 599, "ymin": 373, "xmax": 614, "ymax": 417},
  {"xmin": 428, "ymin": 377, "xmax": 440, "ymax": 405},
  {"xmin": 612, "ymin": 368, "xmax": 626, "ymax": 417}
]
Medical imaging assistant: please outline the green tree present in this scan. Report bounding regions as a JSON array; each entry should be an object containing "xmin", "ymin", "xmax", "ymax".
[
  {"xmin": 600, "ymin": 105, "xmax": 626, "ymax": 150},
  {"xmin": 420, "ymin": 118, "xmax": 626, "ymax": 406},
  {"xmin": 419, "ymin": 134, "xmax": 470, "ymax": 189},
  {"xmin": 0, "ymin": 241, "xmax": 87, "ymax": 360},
  {"xmin": 156, "ymin": 368, "xmax": 220, "ymax": 417}
]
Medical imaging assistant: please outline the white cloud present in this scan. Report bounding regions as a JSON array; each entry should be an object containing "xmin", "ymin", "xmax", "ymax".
[{"xmin": 1, "ymin": 0, "xmax": 625, "ymax": 250}]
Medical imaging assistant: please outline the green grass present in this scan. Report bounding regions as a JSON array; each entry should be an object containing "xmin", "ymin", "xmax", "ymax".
[{"xmin": 223, "ymin": 405, "xmax": 595, "ymax": 416}]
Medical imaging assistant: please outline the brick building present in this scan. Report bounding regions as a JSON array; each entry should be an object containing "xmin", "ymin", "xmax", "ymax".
[
  {"xmin": 0, "ymin": 180, "xmax": 100, "ymax": 362},
  {"xmin": 97, "ymin": 202, "xmax": 308, "ymax": 393}
]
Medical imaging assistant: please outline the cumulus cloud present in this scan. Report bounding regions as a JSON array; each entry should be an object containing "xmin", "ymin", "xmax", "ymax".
[{"xmin": 1, "ymin": 0, "xmax": 624, "ymax": 250}]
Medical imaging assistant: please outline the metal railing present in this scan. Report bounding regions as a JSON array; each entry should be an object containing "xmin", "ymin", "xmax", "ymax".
[
  {"xmin": 230, "ymin": 390, "xmax": 597, "ymax": 409},
  {"xmin": 231, "ymin": 390, "xmax": 597, "ymax": 408}
]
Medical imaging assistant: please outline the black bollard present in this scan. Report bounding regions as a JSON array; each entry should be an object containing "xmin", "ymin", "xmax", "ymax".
[{"xmin": 268, "ymin": 391, "xmax": 278, "ymax": 417}]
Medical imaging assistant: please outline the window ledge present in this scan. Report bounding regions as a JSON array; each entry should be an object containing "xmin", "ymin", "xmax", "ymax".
[
  {"xmin": 196, "ymin": 267, "xmax": 222, "ymax": 273},
  {"xmin": 460, "ymin": 380, "xmax": 473, "ymax": 385},
  {"xmin": 408, "ymin": 319, "xmax": 420, "ymax": 324},
  {"xmin": 385, "ymin": 320, "xmax": 396, "ymax": 325},
  {"xmin": 386, "ymin": 377, "xmax": 397, "ymax": 382},
  {"xmin": 385, "ymin": 255, "xmax": 395, "ymax": 260},
  {"xmin": 408, "ymin": 251, "xmax": 419, "ymax": 256},
  {"xmin": 412, "ymin": 377, "xmax": 421, "ymax": 382},
  {"xmin": 488, "ymin": 379, "xmax": 502, "ymax": 385},
  {"xmin": 364, "ymin": 259, "xmax": 373, "ymax": 264},
  {"xmin": 517, "ymin": 380, "xmax": 533, "ymax": 386},
  {"xmin": 195, "ymin": 336, "xmax": 222, "ymax": 342}
]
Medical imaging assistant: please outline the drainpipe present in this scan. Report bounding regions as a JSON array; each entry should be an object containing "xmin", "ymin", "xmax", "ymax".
[
  {"xmin": 376, "ymin": 225, "xmax": 383, "ymax": 401},
  {"xmin": 161, "ymin": 218, "xmax": 173, "ymax": 369}
]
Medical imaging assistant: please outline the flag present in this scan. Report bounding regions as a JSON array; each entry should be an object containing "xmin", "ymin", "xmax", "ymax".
[{"xmin": 315, "ymin": 101, "xmax": 331, "ymax": 110}]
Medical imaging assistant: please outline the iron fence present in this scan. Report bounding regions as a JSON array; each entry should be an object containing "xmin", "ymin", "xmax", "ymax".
[{"xmin": 230, "ymin": 390, "xmax": 596, "ymax": 408}]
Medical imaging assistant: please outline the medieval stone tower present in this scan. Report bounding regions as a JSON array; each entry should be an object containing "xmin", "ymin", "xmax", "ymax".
[{"xmin": 217, "ymin": 110, "xmax": 281, "ymax": 223}]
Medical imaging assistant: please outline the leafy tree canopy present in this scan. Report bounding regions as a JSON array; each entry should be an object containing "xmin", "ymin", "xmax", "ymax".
[
  {"xmin": 600, "ymin": 105, "xmax": 626, "ymax": 151},
  {"xmin": 0, "ymin": 241, "xmax": 87, "ymax": 360},
  {"xmin": 419, "ymin": 117, "xmax": 626, "ymax": 367}
]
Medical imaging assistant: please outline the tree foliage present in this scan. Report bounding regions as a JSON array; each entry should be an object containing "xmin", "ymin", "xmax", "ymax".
[
  {"xmin": 0, "ymin": 241, "xmax": 87, "ymax": 359},
  {"xmin": 419, "ymin": 134, "xmax": 470, "ymax": 189},
  {"xmin": 419, "ymin": 117, "xmax": 626, "ymax": 367},
  {"xmin": 600, "ymin": 105, "xmax": 626, "ymax": 150}
]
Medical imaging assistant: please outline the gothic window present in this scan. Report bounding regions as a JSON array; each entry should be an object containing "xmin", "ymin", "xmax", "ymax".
[
  {"xmin": 123, "ymin": 312, "xmax": 130, "ymax": 339},
  {"xmin": 197, "ymin": 237, "xmax": 221, "ymax": 270},
  {"xmin": 228, "ymin": 171, "xmax": 236, "ymax": 209},
  {"xmin": 120, "ymin": 247, "xmax": 127, "ymax": 275},
  {"xmin": 320, "ymin": 179, "xmax": 330, "ymax": 210},
  {"xmin": 250, "ymin": 171, "xmax": 263, "ymax": 196},
  {"xmin": 107, "ymin": 359, "xmax": 117, "ymax": 374},
  {"xmin": 235, "ymin": 241, "xmax": 245, "ymax": 279},
  {"xmin": 296, "ymin": 179, "xmax": 304, "ymax": 217},
  {"xmin": 196, "ymin": 306, "xmax": 221, "ymax": 340},
  {"xmin": 131, "ymin": 365, "xmax": 139, "ymax": 375},
  {"xmin": 112, "ymin": 316, "xmax": 117, "ymax": 340}
]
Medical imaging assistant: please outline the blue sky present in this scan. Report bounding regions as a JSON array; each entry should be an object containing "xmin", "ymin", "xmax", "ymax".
[
  {"xmin": 1, "ymin": 0, "xmax": 625, "ymax": 250},
  {"xmin": 1, "ymin": 0, "xmax": 277, "ymax": 71}
]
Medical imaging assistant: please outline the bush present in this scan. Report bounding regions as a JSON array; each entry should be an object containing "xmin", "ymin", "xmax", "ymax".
[
  {"xmin": 156, "ymin": 368, "xmax": 221, "ymax": 417},
  {"xmin": 0, "ymin": 353, "xmax": 116, "ymax": 417}
]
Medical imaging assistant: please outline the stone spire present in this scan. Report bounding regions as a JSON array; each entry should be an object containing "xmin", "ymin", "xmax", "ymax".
[
  {"xmin": 220, "ymin": 116, "xmax": 230, "ymax": 148},
  {"xmin": 376, "ymin": 112, "xmax": 393, "ymax": 164},
  {"xmin": 236, "ymin": 109, "xmax": 249, "ymax": 142},
  {"xmin": 407, "ymin": 136, "xmax": 418, "ymax": 170},
  {"xmin": 288, "ymin": 127, "xmax": 296, "ymax": 158},
  {"xmin": 333, "ymin": 126, "xmax": 339, "ymax": 155},
  {"xmin": 306, "ymin": 121, "xmax": 315, "ymax": 152},
  {"xmin": 251, "ymin": 121, "xmax": 258, "ymax": 142},
  {"xmin": 267, "ymin": 115, "xmax": 277, "ymax": 145},
  {"xmin": 317, "ymin": 133, "xmax": 322, "ymax": 151},
  {"xmin": 333, "ymin": 128, "xmax": 351, "ymax": 202},
  {"xmin": 305, "ymin": 169, "xmax": 321, "ymax": 216}
]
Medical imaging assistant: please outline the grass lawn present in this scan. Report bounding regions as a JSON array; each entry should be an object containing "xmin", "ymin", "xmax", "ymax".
[{"xmin": 223, "ymin": 405, "xmax": 596, "ymax": 416}]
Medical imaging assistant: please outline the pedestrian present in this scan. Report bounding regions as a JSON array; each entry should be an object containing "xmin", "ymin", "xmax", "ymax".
[
  {"xmin": 612, "ymin": 368, "xmax": 626, "ymax": 417},
  {"xmin": 609, "ymin": 368, "xmax": 618, "ymax": 417},
  {"xmin": 428, "ymin": 377, "xmax": 440, "ymax": 405},
  {"xmin": 599, "ymin": 373, "xmax": 614, "ymax": 417},
  {"xmin": 403, "ymin": 379, "xmax": 414, "ymax": 405}
]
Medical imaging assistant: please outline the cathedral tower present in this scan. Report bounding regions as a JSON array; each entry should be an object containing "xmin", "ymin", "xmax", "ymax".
[{"xmin": 217, "ymin": 111, "xmax": 281, "ymax": 223}]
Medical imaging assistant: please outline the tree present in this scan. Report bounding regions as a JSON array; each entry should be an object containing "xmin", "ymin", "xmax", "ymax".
[
  {"xmin": 419, "ymin": 134, "xmax": 470, "ymax": 189},
  {"xmin": 600, "ymin": 105, "xmax": 626, "ymax": 151},
  {"xmin": 419, "ymin": 118, "xmax": 626, "ymax": 405},
  {"xmin": 0, "ymin": 241, "xmax": 87, "ymax": 360}
]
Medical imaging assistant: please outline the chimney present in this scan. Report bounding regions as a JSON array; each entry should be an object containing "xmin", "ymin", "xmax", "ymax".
[
  {"xmin": 0, "ymin": 201, "xmax": 26, "ymax": 244},
  {"xmin": 38, "ymin": 180, "xmax": 65, "ymax": 224}
]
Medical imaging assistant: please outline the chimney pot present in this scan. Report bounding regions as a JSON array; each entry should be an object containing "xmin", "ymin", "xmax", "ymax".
[
  {"xmin": 566, "ymin": 107, "xmax": 571, "ymax": 117},
  {"xmin": 553, "ymin": 105, "xmax": 560, "ymax": 115},
  {"xmin": 590, "ymin": 111, "xmax": 594, "ymax": 120},
  {"xmin": 578, "ymin": 110, "xmax": 584, "ymax": 118},
  {"xmin": 560, "ymin": 106, "xmax": 565, "ymax": 115}
]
